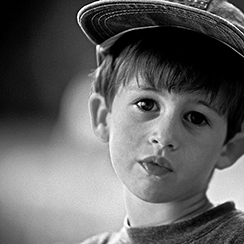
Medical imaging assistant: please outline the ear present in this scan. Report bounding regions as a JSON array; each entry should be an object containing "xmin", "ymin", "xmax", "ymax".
[
  {"xmin": 89, "ymin": 93, "xmax": 110, "ymax": 142},
  {"xmin": 216, "ymin": 131, "xmax": 244, "ymax": 170}
]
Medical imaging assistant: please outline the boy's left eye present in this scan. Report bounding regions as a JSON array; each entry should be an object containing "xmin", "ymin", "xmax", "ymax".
[
  {"xmin": 136, "ymin": 99, "xmax": 158, "ymax": 112},
  {"xmin": 185, "ymin": 111, "xmax": 209, "ymax": 126}
]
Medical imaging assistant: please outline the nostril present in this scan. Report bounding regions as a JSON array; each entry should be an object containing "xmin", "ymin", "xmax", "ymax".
[
  {"xmin": 168, "ymin": 143, "xmax": 174, "ymax": 148},
  {"xmin": 151, "ymin": 139, "xmax": 159, "ymax": 144}
]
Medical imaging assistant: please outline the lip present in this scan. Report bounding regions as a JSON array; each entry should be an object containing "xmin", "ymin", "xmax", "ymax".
[{"xmin": 139, "ymin": 156, "xmax": 173, "ymax": 177}]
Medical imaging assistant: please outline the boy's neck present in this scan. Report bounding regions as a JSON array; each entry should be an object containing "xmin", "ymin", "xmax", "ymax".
[{"xmin": 123, "ymin": 187, "xmax": 213, "ymax": 228}]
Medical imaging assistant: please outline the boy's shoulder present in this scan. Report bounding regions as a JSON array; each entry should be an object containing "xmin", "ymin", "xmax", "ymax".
[
  {"xmin": 213, "ymin": 207, "xmax": 244, "ymax": 242},
  {"xmin": 189, "ymin": 204, "xmax": 244, "ymax": 243}
]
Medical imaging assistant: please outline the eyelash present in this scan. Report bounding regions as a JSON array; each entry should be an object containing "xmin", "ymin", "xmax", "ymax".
[
  {"xmin": 135, "ymin": 99, "xmax": 209, "ymax": 126},
  {"xmin": 136, "ymin": 98, "xmax": 159, "ymax": 112},
  {"xmin": 184, "ymin": 112, "xmax": 209, "ymax": 127}
]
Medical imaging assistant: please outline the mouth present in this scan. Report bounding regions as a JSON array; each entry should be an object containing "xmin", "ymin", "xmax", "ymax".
[{"xmin": 139, "ymin": 156, "xmax": 173, "ymax": 177}]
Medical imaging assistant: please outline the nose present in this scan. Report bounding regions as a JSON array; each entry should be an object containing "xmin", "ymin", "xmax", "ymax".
[{"xmin": 148, "ymin": 115, "xmax": 180, "ymax": 151}]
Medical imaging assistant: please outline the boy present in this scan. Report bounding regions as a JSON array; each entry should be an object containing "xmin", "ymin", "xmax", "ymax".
[{"xmin": 77, "ymin": 0, "xmax": 244, "ymax": 243}]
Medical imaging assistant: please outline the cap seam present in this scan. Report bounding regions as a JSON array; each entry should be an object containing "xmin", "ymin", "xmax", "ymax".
[{"xmin": 92, "ymin": 6, "xmax": 244, "ymax": 45}]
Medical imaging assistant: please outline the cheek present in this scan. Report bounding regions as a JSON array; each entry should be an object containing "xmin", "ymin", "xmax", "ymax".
[
  {"xmin": 108, "ymin": 112, "xmax": 147, "ymax": 170},
  {"xmin": 180, "ymin": 125, "xmax": 225, "ymax": 170},
  {"xmin": 110, "ymin": 115, "xmax": 142, "ymax": 153},
  {"xmin": 186, "ymin": 133, "xmax": 224, "ymax": 172}
]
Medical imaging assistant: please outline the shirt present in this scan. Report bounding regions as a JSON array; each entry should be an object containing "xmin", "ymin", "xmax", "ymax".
[{"xmin": 80, "ymin": 202, "xmax": 244, "ymax": 244}]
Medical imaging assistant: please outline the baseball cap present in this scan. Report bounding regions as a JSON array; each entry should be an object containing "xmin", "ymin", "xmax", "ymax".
[{"xmin": 77, "ymin": 0, "xmax": 244, "ymax": 63}]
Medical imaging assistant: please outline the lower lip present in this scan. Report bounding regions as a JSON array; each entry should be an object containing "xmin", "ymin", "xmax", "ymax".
[{"xmin": 141, "ymin": 162, "xmax": 172, "ymax": 177}]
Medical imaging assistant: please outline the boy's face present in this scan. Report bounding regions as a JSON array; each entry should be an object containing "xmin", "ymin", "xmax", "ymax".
[{"xmin": 106, "ymin": 76, "xmax": 228, "ymax": 203}]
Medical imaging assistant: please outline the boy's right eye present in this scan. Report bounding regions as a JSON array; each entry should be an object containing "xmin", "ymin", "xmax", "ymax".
[{"xmin": 136, "ymin": 99, "xmax": 158, "ymax": 112}]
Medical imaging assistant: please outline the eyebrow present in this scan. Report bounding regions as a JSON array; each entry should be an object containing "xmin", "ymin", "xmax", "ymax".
[
  {"xmin": 128, "ymin": 85, "xmax": 161, "ymax": 93},
  {"xmin": 197, "ymin": 100, "xmax": 223, "ymax": 117}
]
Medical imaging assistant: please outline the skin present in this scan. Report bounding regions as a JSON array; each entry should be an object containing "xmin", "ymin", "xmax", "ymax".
[{"xmin": 91, "ymin": 75, "xmax": 241, "ymax": 227}]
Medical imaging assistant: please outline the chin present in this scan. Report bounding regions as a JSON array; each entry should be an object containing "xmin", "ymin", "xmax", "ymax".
[{"xmin": 135, "ymin": 190, "xmax": 172, "ymax": 204}]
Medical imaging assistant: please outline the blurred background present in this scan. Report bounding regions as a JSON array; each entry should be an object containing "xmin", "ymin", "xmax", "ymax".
[{"xmin": 0, "ymin": 0, "xmax": 243, "ymax": 243}]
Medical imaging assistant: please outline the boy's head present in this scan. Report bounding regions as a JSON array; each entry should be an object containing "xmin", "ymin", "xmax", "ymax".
[{"xmin": 77, "ymin": 0, "xmax": 244, "ymax": 202}]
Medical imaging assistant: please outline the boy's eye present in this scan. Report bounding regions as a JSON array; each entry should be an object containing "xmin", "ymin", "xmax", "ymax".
[
  {"xmin": 136, "ymin": 99, "xmax": 158, "ymax": 111},
  {"xmin": 185, "ymin": 112, "xmax": 209, "ymax": 126}
]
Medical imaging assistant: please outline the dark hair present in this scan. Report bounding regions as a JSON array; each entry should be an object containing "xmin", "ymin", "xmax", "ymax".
[{"xmin": 92, "ymin": 28, "xmax": 244, "ymax": 142}]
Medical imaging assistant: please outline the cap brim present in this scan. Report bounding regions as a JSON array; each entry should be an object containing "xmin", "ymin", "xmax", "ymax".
[{"xmin": 77, "ymin": 0, "xmax": 244, "ymax": 58}]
